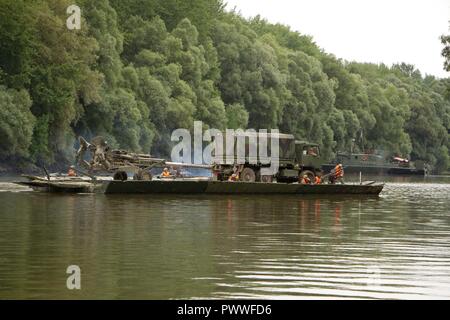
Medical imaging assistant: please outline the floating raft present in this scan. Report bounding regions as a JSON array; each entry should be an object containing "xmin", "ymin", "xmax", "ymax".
[
  {"xmin": 16, "ymin": 177, "xmax": 384, "ymax": 195},
  {"xmin": 102, "ymin": 180, "xmax": 384, "ymax": 195}
]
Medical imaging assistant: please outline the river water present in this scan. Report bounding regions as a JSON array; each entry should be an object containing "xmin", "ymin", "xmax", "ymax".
[{"xmin": 0, "ymin": 176, "xmax": 449, "ymax": 299}]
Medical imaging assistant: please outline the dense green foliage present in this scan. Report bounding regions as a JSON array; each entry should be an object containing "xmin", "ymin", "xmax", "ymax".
[{"xmin": 1, "ymin": 0, "xmax": 449, "ymax": 172}]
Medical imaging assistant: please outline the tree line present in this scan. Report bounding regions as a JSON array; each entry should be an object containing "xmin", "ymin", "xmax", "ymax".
[{"xmin": 1, "ymin": 0, "xmax": 449, "ymax": 172}]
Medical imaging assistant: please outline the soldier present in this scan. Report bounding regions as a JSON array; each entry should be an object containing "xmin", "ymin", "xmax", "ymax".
[
  {"xmin": 308, "ymin": 147, "xmax": 318, "ymax": 156},
  {"xmin": 314, "ymin": 174, "xmax": 322, "ymax": 184},
  {"xmin": 301, "ymin": 174, "xmax": 311, "ymax": 184},
  {"xmin": 161, "ymin": 167, "xmax": 171, "ymax": 178},
  {"xmin": 329, "ymin": 164, "xmax": 344, "ymax": 184},
  {"xmin": 68, "ymin": 166, "xmax": 77, "ymax": 177}
]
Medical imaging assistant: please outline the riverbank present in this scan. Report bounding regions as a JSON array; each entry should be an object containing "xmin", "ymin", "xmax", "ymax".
[
  {"xmin": 0, "ymin": 163, "xmax": 35, "ymax": 176},
  {"xmin": 0, "ymin": 160, "xmax": 70, "ymax": 177}
]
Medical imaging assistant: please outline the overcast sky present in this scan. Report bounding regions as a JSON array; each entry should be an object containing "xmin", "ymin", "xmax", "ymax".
[{"xmin": 225, "ymin": 0, "xmax": 450, "ymax": 78}]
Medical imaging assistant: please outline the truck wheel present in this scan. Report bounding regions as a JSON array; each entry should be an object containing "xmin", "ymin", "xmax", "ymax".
[
  {"xmin": 260, "ymin": 175, "xmax": 273, "ymax": 183},
  {"xmin": 299, "ymin": 170, "xmax": 315, "ymax": 183},
  {"xmin": 114, "ymin": 171, "xmax": 128, "ymax": 181},
  {"xmin": 240, "ymin": 167, "xmax": 256, "ymax": 182}
]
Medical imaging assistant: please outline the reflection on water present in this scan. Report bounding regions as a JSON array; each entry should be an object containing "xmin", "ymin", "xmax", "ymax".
[{"xmin": 0, "ymin": 177, "xmax": 449, "ymax": 299}]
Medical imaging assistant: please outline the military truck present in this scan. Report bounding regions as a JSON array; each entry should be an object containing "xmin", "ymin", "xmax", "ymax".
[{"xmin": 211, "ymin": 132, "xmax": 323, "ymax": 182}]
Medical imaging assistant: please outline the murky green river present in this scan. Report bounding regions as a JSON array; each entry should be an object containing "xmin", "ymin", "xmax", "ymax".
[{"xmin": 0, "ymin": 176, "xmax": 449, "ymax": 299}]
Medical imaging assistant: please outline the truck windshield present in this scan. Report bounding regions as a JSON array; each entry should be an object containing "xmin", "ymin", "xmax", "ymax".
[{"xmin": 303, "ymin": 146, "xmax": 319, "ymax": 156}]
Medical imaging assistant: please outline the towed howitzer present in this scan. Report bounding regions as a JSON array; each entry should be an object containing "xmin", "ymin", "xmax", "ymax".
[{"xmin": 76, "ymin": 136, "xmax": 211, "ymax": 180}]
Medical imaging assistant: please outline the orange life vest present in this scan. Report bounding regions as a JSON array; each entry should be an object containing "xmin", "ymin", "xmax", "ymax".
[
  {"xmin": 301, "ymin": 177, "xmax": 311, "ymax": 184},
  {"xmin": 161, "ymin": 171, "xmax": 171, "ymax": 177},
  {"xmin": 334, "ymin": 165, "xmax": 343, "ymax": 178},
  {"xmin": 68, "ymin": 169, "xmax": 76, "ymax": 177},
  {"xmin": 315, "ymin": 176, "xmax": 321, "ymax": 184}
]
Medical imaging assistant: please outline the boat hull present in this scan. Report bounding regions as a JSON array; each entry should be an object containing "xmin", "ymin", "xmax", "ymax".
[
  {"xmin": 103, "ymin": 180, "xmax": 384, "ymax": 195},
  {"xmin": 16, "ymin": 180, "xmax": 101, "ymax": 193}
]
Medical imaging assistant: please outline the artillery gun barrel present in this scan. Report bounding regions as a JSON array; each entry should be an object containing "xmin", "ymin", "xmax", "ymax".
[
  {"xmin": 76, "ymin": 136, "xmax": 213, "ymax": 172},
  {"xmin": 165, "ymin": 162, "xmax": 213, "ymax": 169}
]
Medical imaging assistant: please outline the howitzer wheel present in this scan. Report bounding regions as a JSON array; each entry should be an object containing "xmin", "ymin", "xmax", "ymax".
[{"xmin": 240, "ymin": 167, "xmax": 256, "ymax": 182}]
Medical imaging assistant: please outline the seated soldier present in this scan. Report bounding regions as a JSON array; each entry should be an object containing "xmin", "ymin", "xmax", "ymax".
[
  {"xmin": 68, "ymin": 166, "xmax": 77, "ymax": 177},
  {"xmin": 307, "ymin": 147, "xmax": 318, "ymax": 156},
  {"xmin": 314, "ymin": 174, "xmax": 322, "ymax": 184},
  {"xmin": 161, "ymin": 167, "xmax": 171, "ymax": 178},
  {"xmin": 301, "ymin": 174, "xmax": 311, "ymax": 184}
]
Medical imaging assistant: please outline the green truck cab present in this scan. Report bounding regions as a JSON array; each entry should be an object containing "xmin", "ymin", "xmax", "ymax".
[
  {"xmin": 212, "ymin": 132, "xmax": 323, "ymax": 182},
  {"xmin": 295, "ymin": 140, "xmax": 323, "ymax": 175}
]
